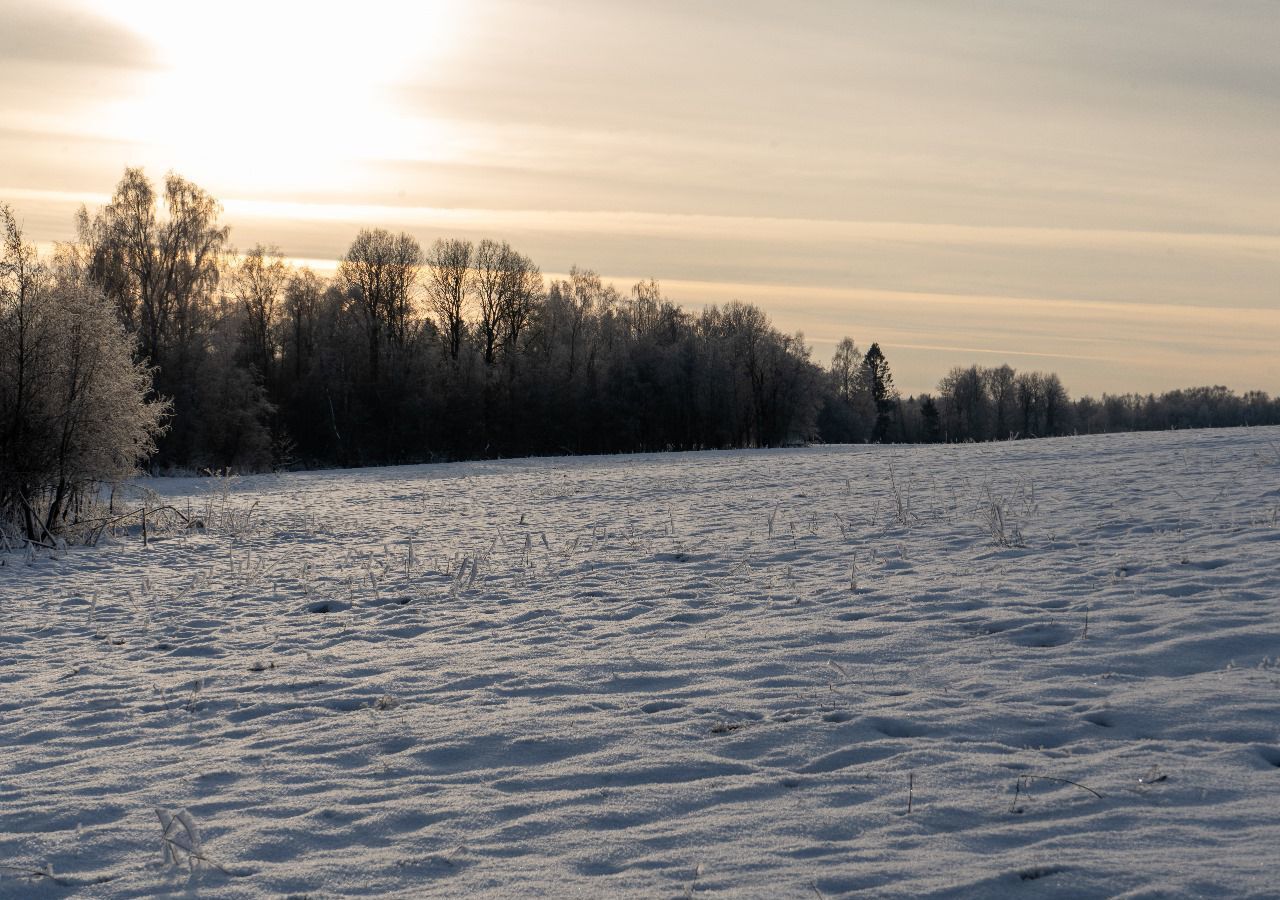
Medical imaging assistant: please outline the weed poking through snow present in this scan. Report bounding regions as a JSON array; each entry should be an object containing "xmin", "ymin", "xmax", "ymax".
[{"xmin": 155, "ymin": 808, "xmax": 246, "ymax": 876}]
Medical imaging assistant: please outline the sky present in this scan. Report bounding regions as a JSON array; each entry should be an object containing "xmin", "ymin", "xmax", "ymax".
[{"xmin": 1, "ymin": 0, "xmax": 1277, "ymax": 397}]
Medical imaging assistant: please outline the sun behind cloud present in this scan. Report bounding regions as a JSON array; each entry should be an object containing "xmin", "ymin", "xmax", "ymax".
[{"xmin": 83, "ymin": 0, "xmax": 467, "ymax": 194}]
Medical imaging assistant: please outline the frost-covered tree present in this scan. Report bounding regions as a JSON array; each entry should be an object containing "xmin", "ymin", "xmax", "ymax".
[
  {"xmin": 937, "ymin": 365, "xmax": 990, "ymax": 442},
  {"xmin": 829, "ymin": 337, "xmax": 862, "ymax": 401},
  {"xmin": 0, "ymin": 206, "xmax": 167, "ymax": 541},
  {"xmin": 70, "ymin": 169, "xmax": 253, "ymax": 468},
  {"xmin": 818, "ymin": 336, "xmax": 877, "ymax": 443},
  {"xmin": 983, "ymin": 364, "xmax": 1017, "ymax": 440}
]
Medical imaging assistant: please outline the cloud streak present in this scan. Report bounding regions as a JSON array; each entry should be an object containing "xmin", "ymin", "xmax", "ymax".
[{"xmin": 2, "ymin": 0, "xmax": 1276, "ymax": 397}]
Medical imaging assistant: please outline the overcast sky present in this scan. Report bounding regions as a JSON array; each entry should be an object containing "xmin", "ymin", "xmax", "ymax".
[{"xmin": 2, "ymin": 0, "xmax": 1277, "ymax": 395}]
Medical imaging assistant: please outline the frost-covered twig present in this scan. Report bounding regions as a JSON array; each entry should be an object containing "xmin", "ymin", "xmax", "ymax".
[
  {"xmin": 155, "ymin": 808, "xmax": 248, "ymax": 877},
  {"xmin": 0, "ymin": 862, "xmax": 116, "ymax": 887},
  {"xmin": 0, "ymin": 863, "xmax": 76, "ymax": 887}
]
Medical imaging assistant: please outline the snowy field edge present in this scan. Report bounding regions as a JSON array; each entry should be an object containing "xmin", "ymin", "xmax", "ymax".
[{"xmin": 2, "ymin": 427, "xmax": 1279, "ymax": 898}]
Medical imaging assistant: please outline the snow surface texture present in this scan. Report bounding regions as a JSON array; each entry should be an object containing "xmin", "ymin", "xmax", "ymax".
[{"xmin": 2, "ymin": 428, "xmax": 1279, "ymax": 899}]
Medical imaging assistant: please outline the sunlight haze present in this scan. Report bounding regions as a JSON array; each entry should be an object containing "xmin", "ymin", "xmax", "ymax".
[{"xmin": 2, "ymin": 0, "xmax": 1276, "ymax": 396}]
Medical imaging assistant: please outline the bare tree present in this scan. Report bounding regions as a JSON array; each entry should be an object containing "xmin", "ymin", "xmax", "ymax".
[
  {"xmin": 468, "ymin": 240, "xmax": 543, "ymax": 365},
  {"xmin": 77, "ymin": 168, "xmax": 228, "ymax": 369},
  {"xmin": 339, "ymin": 229, "xmax": 423, "ymax": 378},
  {"xmin": 830, "ymin": 337, "xmax": 863, "ymax": 401},
  {"xmin": 283, "ymin": 267, "xmax": 323, "ymax": 380},
  {"xmin": 714, "ymin": 301, "xmax": 770, "ymax": 445},
  {"xmin": 938, "ymin": 365, "xmax": 990, "ymax": 441},
  {"xmin": 628, "ymin": 278, "xmax": 663, "ymax": 339},
  {"xmin": 1043, "ymin": 372, "xmax": 1070, "ymax": 435},
  {"xmin": 983, "ymin": 363, "xmax": 1017, "ymax": 440},
  {"xmin": 558, "ymin": 266, "xmax": 617, "ymax": 376},
  {"xmin": 499, "ymin": 249, "xmax": 541, "ymax": 356},
  {"xmin": 425, "ymin": 238, "xmax": 473, "ymax": 360},
  {"xmin": 625, "ymin": 278, "xmax": 686, "ymax": 344},
  {"xmin": 474, "ymin": 242, "xmax": 543, "ymax": 363},
  {"xmin": 824, "ymin": 336, "xmax": 875, "ymax": 441},
  {"xmin": 0, "ymin": 204, "xmax": 46, "ymax": 537},
  {"xmin": 473, "ymin": 239, "xmax": 506, "ymax": 365},
  {"xmin": 1015, "ymin": 371, "xmax": 1046, "ymax": 436},
  {"xmin": 232, "ymin": 244, "xmax": 288, "ymax": 380}
]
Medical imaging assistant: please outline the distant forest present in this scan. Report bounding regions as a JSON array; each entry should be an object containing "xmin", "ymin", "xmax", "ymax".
[{"xmin": 8, "ymin": 169, "xmax": 1280, "ymax": 475}]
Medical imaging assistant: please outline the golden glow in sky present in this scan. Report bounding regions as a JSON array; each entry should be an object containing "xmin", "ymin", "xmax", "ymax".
[
  {"xmin": 84, "ymin": 0, "xmax": 466, "ymax": 192},
  {"xmin": 1, "ymin": 0, "xmax": 1277, "ymax": 395}
]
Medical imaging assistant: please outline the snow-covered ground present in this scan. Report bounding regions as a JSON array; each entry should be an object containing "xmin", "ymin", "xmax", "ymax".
[{"xmin": 2, "ymin": 427, "xmax": 1279, "ymax": 898}]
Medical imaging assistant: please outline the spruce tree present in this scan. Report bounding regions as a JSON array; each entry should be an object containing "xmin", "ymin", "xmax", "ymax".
[{"xmin": 861, "ymin": 343, "xmax": 897, "ymax": 441}]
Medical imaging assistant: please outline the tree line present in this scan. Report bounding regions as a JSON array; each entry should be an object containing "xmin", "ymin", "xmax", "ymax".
[
  {"xmin": 4, "ymin": 167, "xmax": 1278, "ymax": 540},
  {"xmin": 10, "ymin": 169, "xmax": 829, "ymax": 481},
  {"xmin": 918, "ymin": 365, "xmax": 1280, "ymax": 443}
]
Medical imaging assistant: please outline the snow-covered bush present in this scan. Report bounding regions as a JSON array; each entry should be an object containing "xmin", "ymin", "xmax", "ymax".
[{"xmin": 0, "ymin": 205, "xmax": 168, "ymax": 543}]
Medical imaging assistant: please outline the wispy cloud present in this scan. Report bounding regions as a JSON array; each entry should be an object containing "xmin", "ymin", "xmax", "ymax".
[
  {"xmin": 3, "ymin": 0, "xmax": 1277, "ymax": 396},
  {"xmin": 0, "ymin": 0, "xmax": 154, "ymax": 69}
]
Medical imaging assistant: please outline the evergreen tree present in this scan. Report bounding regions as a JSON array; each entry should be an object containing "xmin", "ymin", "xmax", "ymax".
[
  {"xmin": 860, "ymin": 343, "xmax": 897, "ymax": 441},
  {"xmin": 920, "ymin": 395, "xmax": 942, "ymax": 443}
]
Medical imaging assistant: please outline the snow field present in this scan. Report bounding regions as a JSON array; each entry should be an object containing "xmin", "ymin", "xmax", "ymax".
[{"xmin": 2, "ymin": 427, "xmax": 1279, "ymax": 898}]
